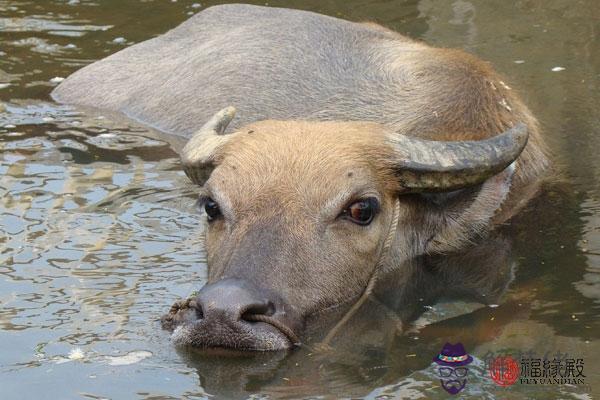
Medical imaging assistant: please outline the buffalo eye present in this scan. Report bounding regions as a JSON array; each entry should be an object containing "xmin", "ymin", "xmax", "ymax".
[
  {"xmin": 203, "ymin": 198, "xmax": 221, "ymax": 221},
  {"xmin": 339, "ymin": 197, "xmax": 380, "ymax": 225}
]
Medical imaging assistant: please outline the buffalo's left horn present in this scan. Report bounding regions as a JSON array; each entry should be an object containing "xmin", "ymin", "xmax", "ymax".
[
  {"xmin": 387, "ymin": 123, "xmax": 528, "ymax": 192},
  {"xmin": 181, "ymin": 106, "xmax": 237, "ymax": 185}
]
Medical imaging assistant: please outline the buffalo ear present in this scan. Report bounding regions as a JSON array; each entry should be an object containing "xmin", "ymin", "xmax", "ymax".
[
  {"xmin": 180, "ymin": 107, "xmax": 237, "ymax": 185},
  {"xmin": 386, "ymin": 123, "xmax": 528, "ymax": 192}
]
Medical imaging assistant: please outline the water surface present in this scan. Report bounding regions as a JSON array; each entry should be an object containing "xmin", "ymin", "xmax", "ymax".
[{"xmin": 1, "ymin": 0, "xmax": 599, "ymax": 398}]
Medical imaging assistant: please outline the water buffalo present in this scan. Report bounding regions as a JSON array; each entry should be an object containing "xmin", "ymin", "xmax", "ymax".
[{"xmin": 52, "ymin": 4, "xmax": 549, "ymax": 350}]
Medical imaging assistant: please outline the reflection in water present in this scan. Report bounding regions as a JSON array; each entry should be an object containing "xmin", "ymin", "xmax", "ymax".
[
  {"xmin": 177, "ymin": 228, "xmax": 598, "ymax": 397},
  {"xmin": 0, "ymin": 0, "xmax": 599, "ymax": 398},
  {"xmin": 172, "ymin": 226, "xmax": 595, "ymax": 398}
]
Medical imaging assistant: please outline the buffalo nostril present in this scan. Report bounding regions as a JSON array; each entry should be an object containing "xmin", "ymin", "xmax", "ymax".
[
  {"xmin": 241, "ymin": 301, "xmax": 275, "ymax": 323},
  {"xmin": 193, "ymin": 279, "xmax": 302, "ymax": 346},
  {"xmin": 195, "ymin": 305, "xmax": 204, "ymax": 320},
  {"xmin": 241, "ymin": 301, "xmax": 301, "ymax": 345},
  {"xmin": 188, "ymin": 298, "xmax": 204, "ymax": 319}
]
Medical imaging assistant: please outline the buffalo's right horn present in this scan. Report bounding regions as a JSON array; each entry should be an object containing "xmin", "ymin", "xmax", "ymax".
[
  {"xmin": 181, "ymin": 106, "xmax": 237, "ymax": 185},
  {"xmin": 386, "ymin": 123, "xmax": 528, "ymax": 192}
]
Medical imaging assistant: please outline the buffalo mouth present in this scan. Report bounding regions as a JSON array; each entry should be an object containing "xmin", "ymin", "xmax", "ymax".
[{"xmin": 161, "ymin": 298, "xmax": 299, "ymax": 351}]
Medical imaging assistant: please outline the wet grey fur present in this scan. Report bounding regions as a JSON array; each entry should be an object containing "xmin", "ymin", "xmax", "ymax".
[
  {"xmin": 52, "ymin": 4, "xmax": 442, "ymax": 137},
  {"xmin": 50, "ymin": 4, "xmax": 550, "ymax": 350},
  {"xmin": 51, "ymin": 3, "xmax": 548, "ymax": 254}
]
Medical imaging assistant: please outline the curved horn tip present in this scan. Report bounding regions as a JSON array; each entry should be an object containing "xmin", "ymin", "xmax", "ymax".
[
  {"xmin": 388, "ymin": 121, "xmax": 530, "ymax": 193},
  {"xmin": 505, "ymin": 122, "xmax": 529, "ymax": 147},
  {"xmin": 180, "ymin": 106, "xmax": 237, "ymax": 185},
  {"xmin": 210, "ymin": 106, "xmax": 237, "ymax": 135}
]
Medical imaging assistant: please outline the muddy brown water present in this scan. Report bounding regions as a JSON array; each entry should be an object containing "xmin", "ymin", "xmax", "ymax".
[{"xmin": 0, "ymin": 0, "xmax": 599, "ymax": 399}]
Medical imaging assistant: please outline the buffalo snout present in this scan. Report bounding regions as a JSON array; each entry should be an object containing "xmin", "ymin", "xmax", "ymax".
[{"xmin": 163, "ymin": 279, "xmax": 302, "ymax": 351}]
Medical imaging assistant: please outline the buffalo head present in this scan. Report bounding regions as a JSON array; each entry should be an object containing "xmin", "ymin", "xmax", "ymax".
[{"xmin": 163, "ymin": 107, "xmax": 528, "ymax": 350}]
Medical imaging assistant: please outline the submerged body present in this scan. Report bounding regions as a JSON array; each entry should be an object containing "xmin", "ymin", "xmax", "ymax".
[{"xmin": 53, "ymin": 4, "xmax": 549, "ymax": 350}]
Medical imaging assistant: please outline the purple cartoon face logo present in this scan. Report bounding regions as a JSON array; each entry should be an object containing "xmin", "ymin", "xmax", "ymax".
[{"xmin": 433, "ymin": 342, "xmax": 473, "ymax": 395}]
